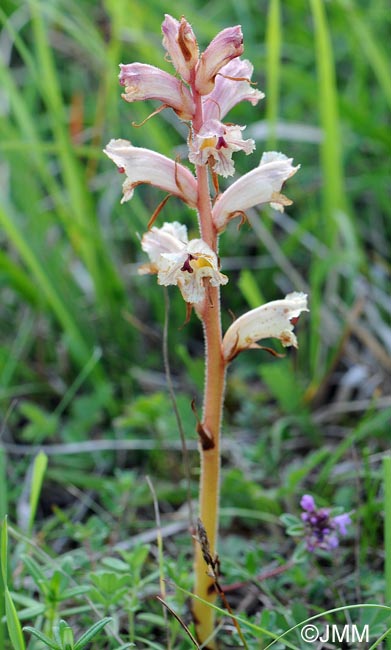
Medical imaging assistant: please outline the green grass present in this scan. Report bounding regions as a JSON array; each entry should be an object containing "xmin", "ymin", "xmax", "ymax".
[{"xmin": 0, "ymin": 0, "xmax": 390, "ymax": 647}]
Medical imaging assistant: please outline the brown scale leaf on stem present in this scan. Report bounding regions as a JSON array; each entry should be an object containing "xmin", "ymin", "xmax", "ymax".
[{"xmin": 191, "ymin": 400, "xmax": 215, "ymax": 450}]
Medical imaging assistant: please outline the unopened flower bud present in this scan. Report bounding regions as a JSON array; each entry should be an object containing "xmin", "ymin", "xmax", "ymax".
[
  {"xmin": 162, "ymin": 14, "xmax": 199, "ymax": 82},
  {"xmin": 195, "ymin": 25, "xmax": 244, "ymax": 95}
]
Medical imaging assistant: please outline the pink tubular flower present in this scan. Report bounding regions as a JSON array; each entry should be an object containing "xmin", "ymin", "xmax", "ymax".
[
  {"xmin": 212, "ymin": 151, "xmax": 300, "ymax": 232},
  {"xmin": 119, "ymin": 63, "xmax": 195, "ymax": 120},
  {"xmin": 140, "ymin": 222, "xmax": 228, "ymax": 304},
  {"xmin": 188, "ymin": 119, "xmax": 255, "ymax": 177},
  {"xmin": 222, "ymin": 292, "xmax": 308, "ymax": 362},
  {"xmin": 103, "ymin": 139, "xmax": 197, "ymax": 206},
  {"xmin": 162, "ymin": 14, "xmax": 199, "ymax": 83},
  {"xmin": 195, "ymin": 25, "xmax": 244, "ymax": 95},
  {"xmin": 203, "ymin": 58, "xmax": 264, "ymax": 122}
]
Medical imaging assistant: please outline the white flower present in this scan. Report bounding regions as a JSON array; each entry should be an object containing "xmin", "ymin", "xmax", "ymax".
[
  {"xmin": 212, "ymin": 151, "xmax": 300, "ymax": 232},
  {"xmin": 188, "ymin": 119, "xmax": 255, "ymax": 177},
  {"xmin": 140, "ymin": 222, "xmax": 228, "ymax": 304},
  {"xmin": 222, "ymin": 292, "xmax": 309, "ymax": 361},
  {"xmin": 103, "ymin": 139, "xmax": 198, "ymax": 206},
  {"xmin": 119, "ymin": 62, "xmax": 195, "ymax": 120}
]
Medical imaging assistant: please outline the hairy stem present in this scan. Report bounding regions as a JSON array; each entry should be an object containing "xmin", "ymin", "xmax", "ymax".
[{"xmin": 192, "ymin": 155, "xmax": 227, "ymax": 648}]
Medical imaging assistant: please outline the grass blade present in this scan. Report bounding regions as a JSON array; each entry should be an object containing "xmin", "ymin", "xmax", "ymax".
[
  {"xmin": 28, "ymin": 0, "xmax": 124, "ymax": 310},
  {"xmin": 0, "ymin": 516, "xmax": 8, "ymax": 584},
  {"xmin": 0, "ymin": 251, "xmax": 39, "ymax": 307},
  {"xmin": 0, "ymin": 204, "xmax": 102, "ymax": 384},
  {"xmin": 339, "ymin": 0, "xmax": 391, "ymax": 109},
  {"xmin": 0, "ymin": 450, "xmax": 7, "ymax": 524},
  {"xmin": 1, "ymin": 518, "xmax": 26, "ymax": 650},
  {"xmin": 309, "ymin": 0, "xmax": 346, "ymax": 236},
  {"xmin": 28, "ymin": 451, "xmax": 48, "ymax": 534},
  {"xmin": 265, "ymin": 0, "xmax": 281, "ymax": 149},
  {"xmin": 0, "ymin": 473, "xmax": 6, "ymax": 650},
  {"xmin": 384, "ymin": 456, "xmax": 391, "ymax": 649}
]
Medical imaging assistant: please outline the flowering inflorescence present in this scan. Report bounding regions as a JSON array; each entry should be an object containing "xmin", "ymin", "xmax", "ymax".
[
  {"xmin": 104, "ymin": 14, "xmax": 307, "ymax": 353},
  {"xmin": 105, "ymin": 14, "xmax": 310, "ymax": 645},
  {"xmin": 300, "ymin": 494, "xmax": 352, "ymax": 552}
]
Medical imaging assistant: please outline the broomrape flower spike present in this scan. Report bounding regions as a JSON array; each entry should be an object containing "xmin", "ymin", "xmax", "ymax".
[{"xmin": 104, "ymin": 14, "xmax": 307, "ymax": 648}]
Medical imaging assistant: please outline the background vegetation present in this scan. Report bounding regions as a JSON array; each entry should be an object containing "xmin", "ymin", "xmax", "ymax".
[{"xmin": 0, "ymin": 0, "xmax": 390, "ymax": 648}]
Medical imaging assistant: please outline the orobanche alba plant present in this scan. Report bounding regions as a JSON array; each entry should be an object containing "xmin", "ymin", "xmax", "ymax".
[{"xmin": 104, "ymin": 14, "xmax": 308, "ymax": 648}]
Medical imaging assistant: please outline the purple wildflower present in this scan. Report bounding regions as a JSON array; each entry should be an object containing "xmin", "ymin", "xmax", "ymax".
[
  {"xmin": 300, "ymin": 494, "xmax": 316, "ymax": 513},
  {"xmin": 300, "ymin": 494, "xmax": 351, "ymax": 552},
  {"xmin": 333, "ymin": 513, "xmax": 352, "ymax": 536}
]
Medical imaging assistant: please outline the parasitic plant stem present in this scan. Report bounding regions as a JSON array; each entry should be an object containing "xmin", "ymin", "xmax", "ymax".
[
  {"xmin": 191, "ymin": 87, "xmax": 226, "ymax": 642},
  {"xmin": 104, "ymin": 15, "xmax": 304, "ymax": 647}
]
